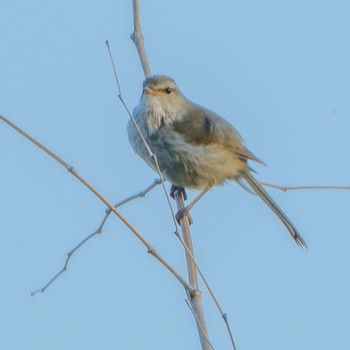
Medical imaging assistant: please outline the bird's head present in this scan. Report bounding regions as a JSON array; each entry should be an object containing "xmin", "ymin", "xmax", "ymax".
[
  {"xmin": 143, "ymin": 75, "xmax": 178, "ymax": 96},
  {"xmin": 142, "ymin": 75, "xmax": 188, "ymax": 110}
]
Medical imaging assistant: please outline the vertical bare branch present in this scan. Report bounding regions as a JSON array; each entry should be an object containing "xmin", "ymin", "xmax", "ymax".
[
  {"xmin": 129, "ymin": 2, "xmax": 212, "ymax": 349},
  {"xmin": 185, "ymin": 299, "xmax": 215, "ymax": 350},
  {"xmin": 131, "ymin": 0, "xmax": 152, "ymax": 78},
  {"xmin": 174, "ymin": 190, "xmax": 211, "ymax": 350},
  {"xmin": 174, "ymin": 230, "xmax": 237, "ymax": 350}
]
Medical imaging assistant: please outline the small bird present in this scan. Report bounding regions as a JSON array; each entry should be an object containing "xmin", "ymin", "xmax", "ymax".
[{"xmin": 127, "ymin": 75, "xmax": 307, "ymax": 248}]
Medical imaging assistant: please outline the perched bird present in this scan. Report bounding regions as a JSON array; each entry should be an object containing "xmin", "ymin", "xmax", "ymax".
[{"xmin": 127, "ymin": 75, "xmax": 307, "ymax": 248}]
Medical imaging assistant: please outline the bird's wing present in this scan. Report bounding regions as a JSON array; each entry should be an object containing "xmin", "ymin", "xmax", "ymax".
[{"xmin": 172, "ymin": 104, "xmax": 264, "ymax": 164}]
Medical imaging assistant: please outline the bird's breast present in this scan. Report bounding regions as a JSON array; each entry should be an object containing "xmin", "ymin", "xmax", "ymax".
[{"xmin": 128, "ymin": 101, "xmax": 246, "ymax": 189}]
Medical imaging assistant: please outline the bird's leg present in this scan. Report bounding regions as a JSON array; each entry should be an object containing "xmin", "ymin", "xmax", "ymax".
[
  {"xmin": 175, "ymin": 183, "xmax": 213, "ymax": 224},
  {"xmin": 170, "ymin": 185, "xmax": 187, "ymax": 200},
  {"xmin": 170, "ymin": 185, "xmax": 193, "ymax": 224}
]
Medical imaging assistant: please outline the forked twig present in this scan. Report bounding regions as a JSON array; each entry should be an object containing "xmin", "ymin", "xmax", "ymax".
[
  {"xmin": 31, "ymin": 178, "xmax": 161, "ymax": 295},
  {"xmin": 0, "ymin": 114, "xmax": 191, "ymax": 294}
]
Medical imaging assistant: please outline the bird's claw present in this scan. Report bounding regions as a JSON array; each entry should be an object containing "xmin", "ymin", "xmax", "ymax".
[
  {"xmin": 170, "ymin": 185, "xmax": 187, "ymax": 201},
  {"xmin": 175, "ymin": 207, "xmax": 193, "ymax": 225}
]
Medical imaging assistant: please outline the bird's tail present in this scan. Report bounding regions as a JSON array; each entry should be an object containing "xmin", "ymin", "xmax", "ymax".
[{"xmin": 241, "ymin": 170, "xmax": 307, "ymax": 248}]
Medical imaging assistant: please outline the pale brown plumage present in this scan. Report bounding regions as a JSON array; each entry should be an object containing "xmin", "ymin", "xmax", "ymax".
[{"xmin": 127, "ymin": 75, "xmax": 307, "ymax": 248}]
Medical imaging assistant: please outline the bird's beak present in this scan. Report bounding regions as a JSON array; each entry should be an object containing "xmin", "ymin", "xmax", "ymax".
[
  {"xmin": 143, "ymin": 87, "xmax": 156, "ymax": 95},
  {"xmin": 143, "ymin": 87, "xmax": 165, "ymax": 96}
]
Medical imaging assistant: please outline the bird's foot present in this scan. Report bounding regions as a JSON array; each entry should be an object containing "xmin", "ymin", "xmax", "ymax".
[
  {"xmin": 170, "ymin": 185, "xmax": 192, "ymax": 224},
  {"xmin": 175, "ymin": 207, "xmax": 193, "ymax": 225},
  {"xmin": 170, "ymin": 185, "xmax": 187, "ymax": 201}
]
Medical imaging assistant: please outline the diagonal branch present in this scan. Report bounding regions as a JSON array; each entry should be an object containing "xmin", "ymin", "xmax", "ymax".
[{"xmin": 0, "ymin": 114, "xmax": 191, "ymax": 294}]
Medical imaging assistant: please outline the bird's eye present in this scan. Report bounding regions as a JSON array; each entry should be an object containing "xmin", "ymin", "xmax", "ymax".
[{"xmin": 164, "ymin": 87, "xmax": 172, "ymax": 94}]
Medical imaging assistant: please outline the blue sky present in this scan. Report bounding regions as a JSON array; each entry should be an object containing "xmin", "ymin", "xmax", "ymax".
[{"xmin": 1, "ymin": 1, "xmax": 350, "ymax": 349}]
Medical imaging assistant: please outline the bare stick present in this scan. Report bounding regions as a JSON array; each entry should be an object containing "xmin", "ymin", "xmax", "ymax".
[
  {"xmin": 31, "ymin": 229, "xmax": 101, "ymax": 296},
  {"xmin": 185, "ymin": 299, "xmax": 215, "ymax": 350},
  {"xmin": 105, "ymin": 40, "xmax": 179, "ymax": 233},
  {"xmin": 174, "ymin": 230, "xmax": 237, "ymax": 350},
  {"xmin": 0, "ymin": 114, "xmax": 191, "ymax": 293},
  {"xmin": 262, "ymin": 183, "xmax": 350, "ymax": 192},
  {"xmin": 131, "ymin": 0, "xmax": 152, "ymax": 78},
  {"xmin": 174, "ymin": 189, "xmax": 211, "ymax": 350},
  {"xmin": 31, "ymin": 178, "xmax": 161, "ymax": 295},
  {"xmin": 129, "ymin": 2, "xmax": 213, "ymax": 349},
  {"xmin": 107, "ymin": 178, "xmax": 161, "ymax": 210}
]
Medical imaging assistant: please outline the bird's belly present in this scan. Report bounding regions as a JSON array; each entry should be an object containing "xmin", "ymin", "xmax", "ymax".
[
  {"xmin": 156, "ymin": 139, "xmax": 246, "ymax": 190},
  {"xmin": 128, "ymin": 119, "xmax": 246, "ymax": 190}
]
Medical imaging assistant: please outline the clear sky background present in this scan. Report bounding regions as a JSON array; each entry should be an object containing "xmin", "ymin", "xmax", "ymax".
[{"xmin": 1, "ymin": 1, "xmax": 350, "ymax": 349}]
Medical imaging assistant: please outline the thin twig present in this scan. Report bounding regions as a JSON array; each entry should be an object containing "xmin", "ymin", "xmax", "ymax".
[
  {"xmin": 108, "ymin": 178, "xmax": 161, "ymax": 208},
  {"xmin": 261, "ymin": 183, "xmax": 350, "ymax": 192},
  {"xmin": 31, "ymin": 229, "xmax": 100, "ymax": 296},
  {"xmin": 31, "ymin": 178, "xmax": 161, "ymax": 295},
  {"xmin": 0, "ymin": 114, "xmax": 192, "ymax": 294},
  {"xmin": 105, "ymin": 40, "xmax": 179, "ymax": 232},
  {"xmin": 105, "ymin": 40, "xmax": 122, "ymax": 95},
  {"xmin": 222, "ymin": 314, "xmax": 237, "ymax": 350}
]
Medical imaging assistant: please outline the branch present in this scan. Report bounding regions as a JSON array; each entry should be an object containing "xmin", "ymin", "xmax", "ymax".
[
  {"xmin": 185, "ymin": 299, "xmax": 215, "ymax": 350},
  {"xmin": 129, "ymin": 2, "xmax": 212, "ymax": 349},
  {"xmin": 31, "ymin": 178, "xmax": 161, "ymax": 295},
  {"xmin": 174, "ymin": 230, "xmax": 237, "ymax": 350},
  {"xmin": 174, "ymin": 190, "xmax": 211, "ymax": 349},
  {"xmin": 0, "ymin": 114, "xmax": 191, "ymax": 294},
  {"xmin": 131, "ymin": 0, "xmax": 152, "ymax": 78},
  {"xmin": 261, "ymin": 183, "xmax": 350, "ymax": 192}
]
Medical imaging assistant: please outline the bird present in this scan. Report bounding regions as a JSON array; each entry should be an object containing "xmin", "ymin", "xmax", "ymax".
[{"xmin": 127, "ymin": 75, "xmax": 307, "ymax": 248}]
